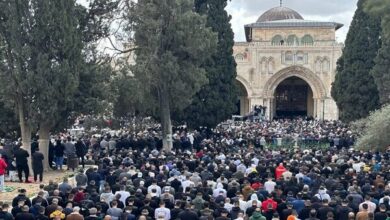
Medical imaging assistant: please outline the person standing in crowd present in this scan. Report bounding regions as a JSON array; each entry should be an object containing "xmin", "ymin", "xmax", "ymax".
[
  {"xmin": 75, "ymin": 139, "xmax": 87, "ymax": 168},
  {"xmin": 31, "ymin": 138, "xmax": 39, "ymax": 155},
  {"xmin": 14, "ymin": 146, "xmax": 30, "ymax": 183},
  {"xmin": 48, "ymin": 139, "xmax": 55, "ymax": 169},
  {"xmin": 15, "ymin": 205, "xmax": 35, "ymax": 220},
  {"xmin": 55, "ymin": 139, "xmax": 65, "ymax": 170},
  {"xmin": 0, "ymin": 153, "xmax": 7, "ymax": 192},
  {"xmin": 66, "ymin": 206, "xmax": 84, "ymax": 220},
  {"xmin": 64, "ymin": 137, "xmax": 77, "ymax": 171},
  {"xmin": 32, "ymin": 148, "xmax": 44, "ymax": 183}
]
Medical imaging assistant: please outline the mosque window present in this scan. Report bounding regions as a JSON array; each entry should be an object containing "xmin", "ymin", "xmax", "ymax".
[
  {"xmin": 287, "ymin": 35, "xmax": 299, "ymax": 46},
  {"xmin": 260, "ymin": 57, "xmax": 268, "ymax": 74},
  {"xmin": 285, "ymin": 51, "xmax": 293, "ymax": 63},
  {"xmin": 322, "ymin": 57, "xmax": 330, "ymax": 72},
  {"xmin": 296, "ymin": 52, "xmax": 305, "ymax": 64},
  {"xmin": 315, "ymin": 58, "xmax": 322, "ymax": 73},
  {"xmin": 235, "ymin": 54, "xmax": 245, "ymax": 61},
  {"xmin": 301, "ymin": 34, "xmax": 314, "ymax": 45},
  {"xmin": 272, "ymin": 35, "xmax": 283, "ymax": 45},
  {"xmin": 268, "ymin": 57, "xmax": 275, "ymax": 74}
]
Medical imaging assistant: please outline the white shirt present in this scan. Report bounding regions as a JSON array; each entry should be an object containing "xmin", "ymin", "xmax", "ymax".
[
  {"xmin": 295, "ymin": 173, "xmax": 304, "ymax": 183},
  {"xmin": 147, "ymin": 184, "xmax": 162, "ymax": 197},
  {"xmin": 115, "ymin": 190, "xmax": 130, "ymax": 205},
  {"xmin": 353, "ymin": 162, "xmax": 364, "ymax": 173},
  {"xmin": 155, "ymin": 207, "xmax": 171, "ymax": 220},
  {"xmin": 359, "ymin": 201, "xmax": 377, "ymax": 213},
  {"xmin": 264, "ymin": 180, "xmax": 276, "ymax": 194},
  {"xmin": 181, "ymin": 180, "xmax": 194, "ymax": 192}
]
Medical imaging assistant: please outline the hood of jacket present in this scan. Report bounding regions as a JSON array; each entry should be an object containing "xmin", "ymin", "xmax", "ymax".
[{"xmin": 252, "ymin": 211, "xmax": 265, "ymax": 220}]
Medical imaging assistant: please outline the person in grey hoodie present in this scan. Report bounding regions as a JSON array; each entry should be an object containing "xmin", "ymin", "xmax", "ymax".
[
  {"xmin": 64, "ymin": 137, "xmax": 76, "ymax": 158},
  {"xmin": 75, "ymin": 169, "xmax": 88, "ymax": 187}
]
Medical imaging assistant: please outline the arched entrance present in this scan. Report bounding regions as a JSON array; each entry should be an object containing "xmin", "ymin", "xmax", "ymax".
[
  {"xmin": 274, "ymin": 76, "xmax": 314, "ymax": 118},
  {"xmin": 262, "ymin": 66, "xmax": 327, "ymax": 119},
  {"xmin": 235, "ymin": 80, "xmax": 250, "ymax": 116}
]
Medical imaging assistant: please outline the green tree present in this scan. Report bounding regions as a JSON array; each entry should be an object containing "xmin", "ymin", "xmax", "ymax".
[
  {"xmin": 0, "ymin": 0, "xmax": 35, "ymax": 154},
  {"xmin": 365, "ymin": 0, "xmax": 390, "ymax": 38},
  {"xmin": 0, "ymin": 0, "xmax": 115, "ymax": 170},
  {"xmin": 370, "ymin": 37, "xmax": 390, "ymax": 105},
  {"xmin": 29, "ymin": 0, "xmax": 84, "ymax": 168},
  {"xmin": 331, "ymin": 0, "xmax": 381, "ymax": 122},
  {"xmin": 174, "ymin": 0, "xmax": 238, "ymax": 128},
  {"xmin": 365, "ymin": 1, "xmax": 390, "ymax": 105},
  {"xmin": 130, "ymin": 0, "xmax": 217, "ymax": 150},
  {"xmin": 354, "ymin": 105, "xmax": 390, "ymax": 152}
]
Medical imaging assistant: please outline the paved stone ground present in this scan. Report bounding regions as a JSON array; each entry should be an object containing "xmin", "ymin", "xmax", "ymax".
[{"xmin": 0, "ymin": 169, "xmax": 74, "ymax": 204}]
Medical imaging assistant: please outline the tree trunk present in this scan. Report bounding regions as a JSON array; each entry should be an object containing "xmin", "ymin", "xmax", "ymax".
[
  {"xmin": 38, "ymin": 123, "xmax": 50, "ymax": 171},
  {"xmin": 18, "ymin": 101, "xmax": 32, "ymax": 171},
  {"xmin": 159, "ymin": 87, "xmax": 173, "ymax": 152}
]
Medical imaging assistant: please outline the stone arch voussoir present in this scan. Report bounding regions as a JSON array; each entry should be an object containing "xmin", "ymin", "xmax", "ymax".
[{"xmin": 263, "ymin": 66, "xmax": 327, "ymax": 99}]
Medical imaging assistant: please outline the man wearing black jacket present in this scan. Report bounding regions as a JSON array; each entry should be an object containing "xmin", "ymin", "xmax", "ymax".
[
  {"xmin": 32, "ymin": 148, "xmax": 44, "ymax": 182},
  {"xmin": 14, "ymin": 146, "xmax": 30, "ymax": 183}
]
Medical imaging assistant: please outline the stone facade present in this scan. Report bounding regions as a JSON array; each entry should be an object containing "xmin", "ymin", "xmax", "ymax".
[{"xmin": 234, "ymin": 6, "xmax": 343, "ymax": 120}]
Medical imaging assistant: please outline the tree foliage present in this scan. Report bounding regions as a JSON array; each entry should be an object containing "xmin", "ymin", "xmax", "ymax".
[
  {"xmin": 365, "ymin": 1, "xmax": 390, "ymax": 106},
  {"xmin": 129, "ymin": 0, "xmax": 217, "ymax": 150},
  {"xmin": 0, "ymin": 0, "xmax": 116, "ymax": 169},
  {"xmin": 365, "ymin": 0, "xmax": 390, "ymax": 39},
  {"xmin": 331, "ymin": 0, "xmax": 381, "ymax": 122},
  {"xmin": 370, "ymin": 37, "xmax": 390, "ymax": 105},
  {"xmin": 174, "ymin": 0, "xmax": 238, "ymax": 128},
  {"xmin": 355, "ymin": 105, "xmax": 390, "ymax": 152}
]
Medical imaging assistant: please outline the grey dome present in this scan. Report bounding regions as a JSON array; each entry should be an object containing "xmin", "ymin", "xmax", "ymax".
[{"xmin": 257, "ymin": 6, "xmax": 304, "ymax": 22}]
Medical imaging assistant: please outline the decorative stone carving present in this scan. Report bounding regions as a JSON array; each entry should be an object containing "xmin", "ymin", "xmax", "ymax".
[
  {"xmin": 235, "ymin": 53, "xmax": 245, "ymax": 61},
  {"xmin": 262, "ymin": 66, "xmax": 327, "ymax": 99},
  {"xmin": 268, "ymin": 57, "xmax": 275, "ymax": 74},
  {"xmin": 315, "ymin": 57, "xmax": 322, "ymax": 73},
  {"xmin": 322, "ymin": 57, "xmax": 330, "ymax": 73},
  {"xmin": 260, "ymin": 57, "xmax": 268, "ymax": 74}
]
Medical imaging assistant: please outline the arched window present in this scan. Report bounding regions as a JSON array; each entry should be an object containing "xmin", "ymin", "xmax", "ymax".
[
  {"xmin": 322, "ymin": 57, "xmax": 330, "ymax": 73},
  {"xmin": 272, "ymin": 35, "xmax": 283, "ymax": 45},
  {"xmin": 301, "ymin": 34, "xmax": 314, "ymax": 45},
  {"xmin": 261, "ymin": 57, "xmax": 268, "ymax": 74},
  {"xmin": 296, "ymin": 51, "xmax": 305, "ymax": 64},
  {"xmin": 315, "ymin": 57, "xmax": 322, "ymax": 73},
  {"xmin": 235, "ymin": 54, "xmax": 244, "ymax": 61},
  {"xmin": 285, "ymin": 51, "xmax": 293, "ymax": 63},
  {"xmin": 287, "ymin": 35, "xmax": 299, "ymax": 46},
  {"xmin": 268, "ymin": 57, "xmax": 274, "ymax": 74}
]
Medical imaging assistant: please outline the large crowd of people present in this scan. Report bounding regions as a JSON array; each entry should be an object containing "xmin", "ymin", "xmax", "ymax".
[{"xmin": 0, "ymin": 118, "xmax": 389, "ymax": 220}]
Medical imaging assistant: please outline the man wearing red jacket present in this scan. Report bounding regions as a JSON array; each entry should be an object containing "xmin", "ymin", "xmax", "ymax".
[
  {"xmin": 275, "ymin": 163, "xmax": 287, "ymax": 180},
  {"xmin": 261, "ymin": 195, "xmax": 277, "ymax": 212},
  {"xmin": 0, "ymin": 153, "xmax": 8, "ymax": 192}
]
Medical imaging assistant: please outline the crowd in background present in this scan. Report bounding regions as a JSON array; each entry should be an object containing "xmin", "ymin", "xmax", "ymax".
[{"xmin": 1, "ymin": 118, "xmax": 390, "ymax": 220}]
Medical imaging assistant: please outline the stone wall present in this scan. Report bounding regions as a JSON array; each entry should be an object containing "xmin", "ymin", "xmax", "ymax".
[{"xmin": 233, "ymin": 27, "xmax": 343, "ymax": 120}]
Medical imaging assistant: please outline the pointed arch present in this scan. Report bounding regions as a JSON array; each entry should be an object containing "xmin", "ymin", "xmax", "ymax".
[{"xmin": 262, "ymin": 66, "xmax": 327, "ymax": 99}]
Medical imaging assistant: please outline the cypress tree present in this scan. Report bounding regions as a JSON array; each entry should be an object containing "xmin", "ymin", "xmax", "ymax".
[
  {"xmin": 365, "ymin": 1, "xmax": 390, "ymax": 105},
  {"xmin": 371, "ymin": 37, "xmax": 390, "ymax": 105},
  {"xmin": 176, "ymin": 0, "xmax": 238, "ymax": 128},
  {"xmin": 331, "ymin": 0, "xmax": 381, "ymax": 122}
]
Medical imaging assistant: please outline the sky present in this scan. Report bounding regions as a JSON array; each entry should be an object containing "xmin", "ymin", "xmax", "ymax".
[
  {"xmin": 77, "ymin": 0, "xmax": 359, "ymax": 44},
  {"xmin": 225, "ymin": 0, "xmax": 358, "ymax": 43}
]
